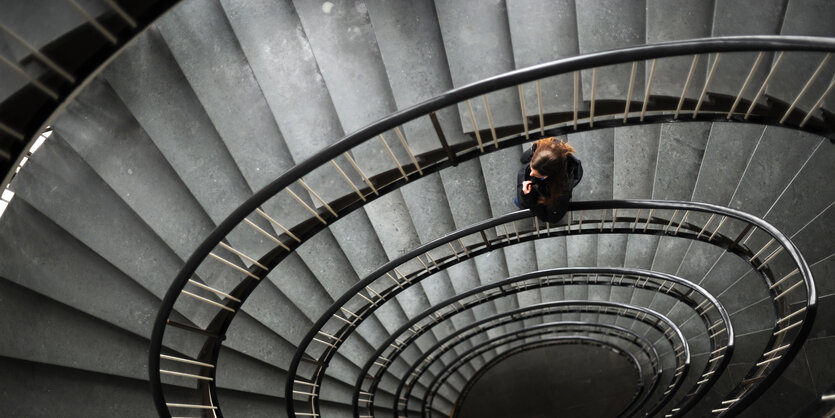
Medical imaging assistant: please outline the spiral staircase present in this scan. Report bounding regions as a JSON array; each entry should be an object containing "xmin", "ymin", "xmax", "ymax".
[{"xmin": 1, "ymin": 1, "xmax": 834, "ymax": 417}]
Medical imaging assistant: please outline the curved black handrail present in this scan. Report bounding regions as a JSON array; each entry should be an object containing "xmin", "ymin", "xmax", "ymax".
[
  {"xmin": 149, "ymin": 36, "xmax": 828, "ymax": 417},
  {"xmin": 421, "ymin": 332, "xmax": 645, "ymax": 418},
  {"xmin": 406, "ymin": 319, "xmax": 661, "ymax": 418},
  {"xmin": 442, "ymin": 321, "xmax": 662, "ymax": 418},
  {"xmin": 288, "ymin": 200, "xmax": 801, "ymax": 418},
  {"xmin": 398, "ymin": 300, "xmax": 688, "ymax": 418},
  {"xmin": 447, "ymin": 336, "xmax": 645, "ymax": 418},
  {"xmin": 354, "ymin": 267, "xmax": 730, "ymax": 418},
  {"xmin": 412, "ymin": 300, "xmax": 687, "ymax": 418}
]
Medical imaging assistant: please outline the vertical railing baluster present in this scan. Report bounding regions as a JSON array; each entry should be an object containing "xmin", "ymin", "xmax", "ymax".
[
  {"xmin": 286, "ymin": 188, "xmax": 327, "ymax": 224},
  {"xmin": 0, "ymin": 122, "xmax": 24, "ymax": 141},
  {"xmin": 483, "ymin": 95, "xmax": 499, "ymax": 148},
  {"xmin": 63, "ymin": 0, "xmax": 118, "ymax": 43},
  {"xmin": 102, "ymin": 0, "xmax": 137, "ymax": 27},
  {"xmin": 0, "ymin": 55, "xmax": 59, "ymax": 99},
  {"xmin": 256, "ymin": 208, "xmax": 301, "ymax": 242},
  {"xmin": 675, "ymin": 55, "xmax": 700, "ymax": 119},
  {"xmin": 781, "ymin": 53, "xmax": 831, "ymax": 123},
  {"xmin": 800, "ymin": 74, "xmax": 835, "ymax": 128},
  {"xmin": 0, "ymin": 23, "xmax": 75, "ymax": 82},
  {"xmin": 394, "ymin": 127, "xmax": 423, "ymax": 175},
  {"xmin": 745, "ymin": 52, "xmax": 785, "ymax": 119},
  {"xmin": 573, "ymin": 71, "xmax": 579, "ymax": 130},
  {"xmin": 641, "ymin": 59, "xmax": 658, "ymax": 121},
  {"xmin": 537, "ymin": 80, "xmax": 545, "ymax": 135},
  {"xmin": 624, "ymin": 61, "xmax": 638, "ymax": 122},
  {"xmin": 693, "ymin": 53, "xmax": 721, "ymax": 118},
  {"xmin": 344, "ymin": 152, "xmax": 379, "ymax": 195},
  {"xmin": 330, "ymin": 160, "xmax": 365, "ymax": 201},
  {"xmin": 518, "ymin": 85, "xmax": 529, "ymax": 139},
  {"xmin": 466, "ymin": 100, "xmax": 484, "ymax": 152},
  {"xmin": 728, "ymin": 51, "xmax": 765, "ymax": 118},
  {"xmin": 590, "ymin": 68, "xmax": 598, "ymax": 127},
  {"xmin": 298, "ymin": 179, "xmax": 338, "ymax": 217},
  {"xmin": 378, "ymin": 134, "xmax": 408, "ymax": 180}
]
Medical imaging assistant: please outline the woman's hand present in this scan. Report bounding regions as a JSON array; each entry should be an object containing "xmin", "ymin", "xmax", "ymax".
[{"xmin": 522, "ymin": 181, "xmax": 532, "ymax": 194}]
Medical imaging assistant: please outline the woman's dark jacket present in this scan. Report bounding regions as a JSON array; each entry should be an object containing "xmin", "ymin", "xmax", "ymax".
[{"xmin": 515, "ymin": 145, "xmax": 583, "ymax": 223}]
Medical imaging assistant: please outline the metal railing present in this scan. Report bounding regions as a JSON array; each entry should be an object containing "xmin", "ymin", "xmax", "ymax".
[
  {"xmin": 423, "ymin": 333, "xmax": 646, "ymax": 418},
  {"xmin": 406, "ymin": 302, "xmax": 682, "ymax": 418},
  {"xmin": 443, "ymin": 321, "xmax": 662, "ymax": 418},
  {"xmin": 283, "ymin": 200, "xmax": 811, "ymax": 418},
  {"xmin": 148, "ymin": 37, "xmax": 828, "ymax": 418},
  {"xmin": 356, "ymin": 267, "xmax": 729, "ymax": 418}
]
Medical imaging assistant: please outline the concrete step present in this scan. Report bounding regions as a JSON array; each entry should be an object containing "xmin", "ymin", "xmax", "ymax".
[
  {"xmin": 696, "ymin": 126, "xmax": 820, "ymax": 303},
  {"xmin": 478, "ymin": 144, "xmax": 542, "ymax": 315},
  {"xmin": 648, "ymin": 122, "xmax": 712, "ymax": 283},
  {"xmin": 292, "ymin": 0, "xmax": 409, "ymax": 179},
  {"xmin": 216, "ymin": 0, "xmax": 340, "ymax": 164},
  {"xmin": 46, "ymin": 88, "xmax": 339, "ymax": 365},
  {"xmin": 435, "ymin": 0, "xmax": 521, "ymax": 132},
  {"xmin": 619, "ymin": 122, "xmax": 711, "ymax": 314},
  {"xmin": 102, "ymin": 27, "xmax": 253, "ymax": 227},
  {"xmin": 52, "ymin": 77, "xmax": 216, "ymax": 263},
  {"xmin": 7, "ymin": 133, "xmax": 222, "ymax": 327},
  {"xmin": 0, "ymin": 198, "xmax": 163, "ymax": 338},
  {"xmin": 708, "ymin": 0, "xmax": 786, "ymax": 102},
  {"xmin": 768, "ymin": 0, "xmax": 835, "ymax": 114},
  {"xmin": 437, "ymin": 158, "xmax": 506, "ymax": 340},
  {"xmin": 576, "ymin": 0, "xmax": 645, "ymax": 101},
  {"xmin": 507, "ymin": 0, "xmax": 580, "ymax": 115},
  {"xmin": 47, "ymin": 67, "xmax": 413, "ymax": 405},
  {"xmin": 645, "ymin": 0, "xmax": 713, "ymax": 99},
  {"xmin": 155, "ymin": 0, "xmax": 309, "ymax": 229},
  {"xmin": 0, "ymin": 356, "xmax": 157, "ymax": 418},
  {"xmin": 365, "ymin": 0, "xmax": 470, "ymax": 155},
  {"xmin": 608, "ymin": 124, "xmax": 662, "ymax": 325},
  {"xmin": 218, "ymin": 0, "xmax": 366, "ymax": 208},
  {"xmin": 0, "ymin": 275, "xmax": 355, "ymax": 403},
  {"xmin": 743, "ymin": 133, "xmax": 832, "ymax": 265},
  {"xmin": 218, "ymin": 0, "xmax": 425, "ymax": 364},
  {"xmin": 737, "ymin": 362, "xmax": 817, "ymax": 417},
  {"xmin": 100, "ymin": 26, "xmax": 287, "ymax": 299},
  {"xmin": 0, "ymin": 276, "xmax": 158, "ymax": 383},
  {"xmin": 398, "ymin": 173, "xmax": 484, "ymax": 366},
  {"xmin": 674, "ymin": 123, "xmax": 763, "ymax": 283}
]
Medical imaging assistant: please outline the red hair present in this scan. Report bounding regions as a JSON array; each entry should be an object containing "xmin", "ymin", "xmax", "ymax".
[{"xmin": 530, "ymin": 137, "xmax": 575, "ymax": 205}]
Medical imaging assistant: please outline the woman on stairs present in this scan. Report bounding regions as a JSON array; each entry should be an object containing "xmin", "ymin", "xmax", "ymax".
[{"xmin": 514, "ymin": 137, "xmax": 583, "ymax": 223}]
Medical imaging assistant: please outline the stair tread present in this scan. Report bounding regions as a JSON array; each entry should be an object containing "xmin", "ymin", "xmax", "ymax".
[
  {"xmin": 708, "ymin": 0, "xmax": 786, "ymax": 103},
  {"xmin": 576, "ymin": 0, "xmax": 646, "ymax": 101},
  {"xmin": 645, "ymin": 0, "xmax": 713, "ymax": 99},
  {"xmin": 507, "ymin": 0, "xmax": 580, "ymax": 115},
  {"xmin": 365, "ymin": 0, "xmax": 470, "ymax": 154},
  {"xmin": 768, "ymin": 0, "xmax": 835, "ymax": 114},
  {"xmin": 435, "ymin": 0, "xmax": 521, "ymax": 132}
]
